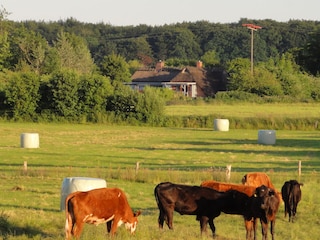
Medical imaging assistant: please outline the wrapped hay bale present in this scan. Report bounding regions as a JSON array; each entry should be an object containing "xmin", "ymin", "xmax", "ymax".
[
  {"xmin": 258, "ymin": 130, "xmax": 276, "ymax": 145},
  {"xmin": 60, "ymin": 177, "xmax": 107, "ymax": 210},
  {"xmin": 20, "ymin": 133, "xmax": 39, "ymax": 148},
  {"xmin": 214, "ymin": 119, "xmax": 229, "ymax": 131}
]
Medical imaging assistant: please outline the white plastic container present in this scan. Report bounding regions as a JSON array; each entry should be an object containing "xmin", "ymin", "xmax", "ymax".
[
  {"xmin": 20, "ymin": 133, "xmax": 39, "ymax": 148},
  {"xmin": 60, "ymin": 177, "xmax": 107, "ymax": 210},
  {"xmin": 214, "ymin": 119, "xmax": 229, "ymax": 131},
  {"xmin": 258, "ymin": 130, "xmax": 276, "ymax": 145}
]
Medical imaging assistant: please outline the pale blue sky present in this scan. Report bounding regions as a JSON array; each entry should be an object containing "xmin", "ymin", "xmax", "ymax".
[{"xmin": 1, "ymin": 0, "xmax": 319, "ymax": 26}]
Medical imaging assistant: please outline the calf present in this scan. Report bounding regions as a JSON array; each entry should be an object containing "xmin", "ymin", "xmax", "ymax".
[
  {"xmin": 281, "ymin": 180, "xmax": 303, "ymax": 222},
  {"xmin": 65, "ymin": 188, "xmax": 141, "ymax": 239},
  {"xmin": 201, "ymin": 180, "xmax": 280, "ymax": 240},
  {"xmin": 154, "ymin": 182, "xmax": 277, "ymax": 239}
]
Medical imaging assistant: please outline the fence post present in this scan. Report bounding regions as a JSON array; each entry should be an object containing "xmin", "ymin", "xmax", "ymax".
[
  {"xmin": 226, "ymin": 165, "xmax": 232, "ymax": 181},
  {"xmin": 298, "ymin": 161, "xmax": 301, "ymax": 176}
]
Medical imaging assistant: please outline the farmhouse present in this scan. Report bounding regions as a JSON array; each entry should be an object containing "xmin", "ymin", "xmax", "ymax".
[{"xmin": 128, "ymin": 61, "xmax": 227, "ymax": 97}]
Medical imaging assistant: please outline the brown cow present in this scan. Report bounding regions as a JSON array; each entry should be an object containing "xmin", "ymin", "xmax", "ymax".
[
  {"xmin": 241, "ymin": 173, "xmax": 281, "ymax": 240},
  {"xmin": 201, "ymin": 180, "xmax": 280, "ymax": 240},
  {"xmin": 242, "ymin": 172, "xmax": 275, "ymax": 189},
  {"xmin": 281, "ymin": 180, "xmax": 303, "ymax": 222},
  {"xmin": 201, "ymin": 180, "xmax": 257, "ymax": 196},
  {"xmin": 65, "ymin": 188, "xmax": 141, "ymax": 239}
]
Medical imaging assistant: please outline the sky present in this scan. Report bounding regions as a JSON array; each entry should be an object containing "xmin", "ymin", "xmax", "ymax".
[{"xmin": 1, "ymin": 0, "xmax": 319, "ymax": 26}]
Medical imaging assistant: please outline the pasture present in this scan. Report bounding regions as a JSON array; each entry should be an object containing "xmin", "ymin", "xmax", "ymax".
[{"xmin": 0, "ymin": 121, "xmax": 319, "ymax": 239}]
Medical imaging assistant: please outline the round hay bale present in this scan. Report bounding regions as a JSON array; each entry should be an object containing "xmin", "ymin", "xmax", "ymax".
[
  {"xmin": 60, "ymin": 177, "xmax": 107, "ymax": 211},
  {"xmin": 214, "ymin": 119, "xmax": 229, "ymax": 131},
  {"xmin": 20, "ymin": 133, "xmax": 39, "ymax": 148},
  {"xmin": 258, "ymin": 130, "xmax": 276, "ymax": 145}
]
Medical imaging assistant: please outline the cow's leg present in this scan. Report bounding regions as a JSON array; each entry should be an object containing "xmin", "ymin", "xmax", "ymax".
[
  {"xmin": 110, "ymin": 216, "xmax": 120, "ymax": 235},
  {"xmin": 260, "ymin": 219, "xmax": 268, "ymax": 240},
  {"xmin": 252, "ymin": 218, "xmax": 257, "ymax": 240},
  {"xmin": 207, "ymin": 217, "xmax": 216, "ymax": 238},
  {"xmin": 288, "ymin": 207, "xmax": 292, "ymax": 222},
  {"xmin": 198, "ymin": 216, "xmax": 210, "ymax": 236},
  {"xmin": 270, "ymin": 219, "xmax": 275, "ymax": 240},
  {"xmin": 284, "ymin": 202, "xmax": 288, "ymax": 218},
  {"xmin": 106, "ymin": 220, "xmax": 112, "ymax": 233},
  {"xmin": 292, "ymin": 202, "xmax": 298, "ymax": 222},
  {"xmin": 244, "ymin": 218, "xmax": 254, "ymax": 240},
  {"xmin": 158, "ymin": 209, "xmax": 165, "ymax": 229},
  {"xmin": 166, "ymin": 209, "xmax": 174, "ymax": 229},
  {"xmin": 72, "ymin": 219, "xmax": 85, "ymax": 239}
]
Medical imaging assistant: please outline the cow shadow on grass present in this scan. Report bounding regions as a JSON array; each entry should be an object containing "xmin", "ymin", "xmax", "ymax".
[{"xmin": 0, "ymin": 211, "xmax": 50, "ymax": 239}]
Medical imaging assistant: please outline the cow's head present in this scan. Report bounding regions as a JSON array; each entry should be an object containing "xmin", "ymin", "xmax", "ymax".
[
  {"xmin": 254, "ymin": 185, "xmax": 279, "ymax": 212},
  {"xmin": 125, "ymin": 210, "xmax": 141, "ymax": 234}
]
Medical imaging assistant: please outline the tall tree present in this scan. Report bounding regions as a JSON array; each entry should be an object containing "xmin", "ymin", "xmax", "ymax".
[
  {"xmin": 14, "ymin": 27, "xmax": 48, "ymax": 74},
  {"xmin": 54, "ymin": 31, "xmax": 95, "ymax": 74},
  {"xmin": 4, "ymin": 72, "xmax": 40, "ymax": 119},
  {"xmin": 99, "ymin": 53, "xmax": 131, "ymax": 83},
  {"xmin": 0, "ymin": 6, "xmax": 11, "ymax": 71}
]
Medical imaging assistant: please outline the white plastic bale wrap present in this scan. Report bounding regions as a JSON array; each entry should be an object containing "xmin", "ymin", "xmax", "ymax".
[
  {"xmin": 258, "ymin": 130, "xmax": 276, "ymax": 145},
  {"xmin": 60, "ymin": 177, "xmax": 107, "ymax": 211},
  {"xmin": 214, "ymin": 119, "xmax": 229, "ymax": 131},
  {"xmin": 20, "ymin": 133, "xmax": 39, "ymax": 148}
]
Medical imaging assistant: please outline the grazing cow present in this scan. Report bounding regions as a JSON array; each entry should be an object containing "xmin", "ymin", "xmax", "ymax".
[
  {"xmin": 201, "ymin": 180, "xmax": 280, "ymax": 240},
  {"xmin": 154, "ymin": 182, "xmax": 277, "ymax": 239},
  {"xmin": 281, "ymin": 180, "xmax": 303, "ymax": 222},
  {"xmin": 65, "ymin": 188, "xmax": 141, "ymax": 240}
]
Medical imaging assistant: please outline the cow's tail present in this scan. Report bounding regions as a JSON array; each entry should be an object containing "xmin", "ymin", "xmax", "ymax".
[
  {"xmin": 154, "ymin": 184, "xmax": 161, "ymax": 209},
  {"xmin": 154, "ymin": 183, "xmax": 170, "ymax": 215},
  {"xmin": 65, "ymin": 192, "xmax": 78, "ymax": 239}
]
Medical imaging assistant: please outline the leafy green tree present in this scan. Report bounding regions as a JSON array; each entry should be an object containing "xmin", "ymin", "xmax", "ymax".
[
  {"xmin": 106, "ymin": 83, "xmax": 138, "ymax": 119},
  {"xmin": 298, "ymin": 29, "xmax": 320, "ymax": 75},
  {"xmin": 226, "ymin": 58, "xmax": 253, "ymax": 92},
  {"xmin": 4, "ymin": 72, "xmax": 40, "ymax": 119},
  {"xmin": 14, "ymin": 28, "xmax": 48, "ymax": 74},
  {"xmin": 100, "ymin": 53, "xmax": 131, "ymax": 83},
  {"xmin": 135, "ymin": 86, "xmax": 165, "ymax": 124},
  {"xmin": 46, "ymin": 70, "xmax": 80, "ymax": 118},
  {"xmin": 0, "ymin": 6, "xmax": 11, "ymax": 71},
  {"xmin": 78, "ymin": 74, "xmax": 113, "ymax": 121},
  {"xmin": 201, "ymin": 50, "xmax": 220, "ymax": 68},
  {"xmin": 54, "ymin": 31, "xmax": 95, "ymax": 74}
]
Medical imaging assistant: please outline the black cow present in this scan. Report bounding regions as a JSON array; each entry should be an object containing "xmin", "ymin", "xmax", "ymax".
[
  {"xmin": 154, "ymin": 182, "xmax": 279, "ymax": 239},
  {"xmin": 281, "ymin": 180, "xmax": 303, "ymax": 222}
]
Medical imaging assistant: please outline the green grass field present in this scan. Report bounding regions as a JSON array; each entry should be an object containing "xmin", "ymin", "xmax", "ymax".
[
  {"xmin": 0, "ymin": 120, "xmax": 319, "ymax": 239},
  {"xmin": 165, "ymin": 102, "xmax": 320, "ymax": 118}
]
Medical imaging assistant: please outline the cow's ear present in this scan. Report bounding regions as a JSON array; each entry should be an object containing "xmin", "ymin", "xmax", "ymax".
[
  {"xmin": 268, "ymin": 189, "xmax": 275, "ymax": 196},
  {"xmin": 134, "ymin": 210, "xmax": 142, "ymax": 217}
]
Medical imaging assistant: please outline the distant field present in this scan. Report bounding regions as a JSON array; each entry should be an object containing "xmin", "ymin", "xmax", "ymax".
[
  {"xmin": 165, "ymin": 102, "xmax": 320, "ymax": 118},
  {"xmin": 0, "ymin": 122, "xmax": 319, "ymax": 239}
]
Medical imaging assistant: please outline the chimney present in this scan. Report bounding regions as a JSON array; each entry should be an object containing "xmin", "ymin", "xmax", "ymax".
[
  {"xmin": 155, "ymin": 60, "xmax": 164, "ymax": 72},
  {"xmin": 196, "ymin": 60, "xmax": 203, "ymax": 68}
]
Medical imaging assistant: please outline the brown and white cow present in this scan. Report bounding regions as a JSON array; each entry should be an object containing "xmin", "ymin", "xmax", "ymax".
[
  {"xmin": 65, "ymin": 187, "xmax": 141, "ymax": 239},
  {"xmin": 201, "ymin": 180, "xmax": 280, "ymax": 240}
]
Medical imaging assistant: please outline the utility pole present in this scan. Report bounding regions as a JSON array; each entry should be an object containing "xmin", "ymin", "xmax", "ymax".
[{"xmin": 242, "ymin": 23, "xmax": 262, "ymax": 75}]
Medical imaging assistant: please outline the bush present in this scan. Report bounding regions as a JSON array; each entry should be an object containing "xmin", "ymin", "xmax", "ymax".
[{"xmin": 4, "ymin": 72, "xmax": 40, "ymax": 120}]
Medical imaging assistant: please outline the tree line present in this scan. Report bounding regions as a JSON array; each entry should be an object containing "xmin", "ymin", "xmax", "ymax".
[{"xmin": 0, "ymin": 6, "xmax": 320, "ymax": 124}]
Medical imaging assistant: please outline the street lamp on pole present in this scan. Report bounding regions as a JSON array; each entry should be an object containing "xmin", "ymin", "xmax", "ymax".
[{"xmin": 242, "ymin": 23, "xmax": 262, "ymax": 75}]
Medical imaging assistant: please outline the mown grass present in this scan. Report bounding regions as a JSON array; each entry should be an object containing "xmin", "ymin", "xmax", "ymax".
[
  {"xmin": 165, "ymin": 102, "xmax": 320, "ymax": 118},
  {"xmin": 0, "ymin": 121, "xmax": 319, "ymax": 239}
]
